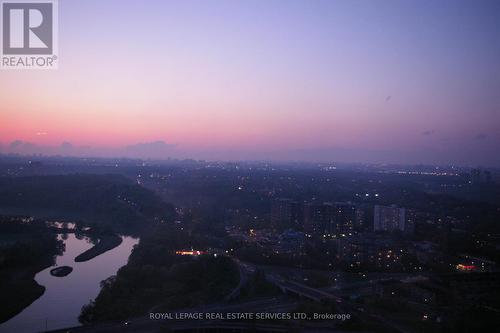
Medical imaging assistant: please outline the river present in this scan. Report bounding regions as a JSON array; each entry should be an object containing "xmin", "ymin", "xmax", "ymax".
[{"xmin": 0, "ymin": 234, "xmax": 139, "ymax": 333}]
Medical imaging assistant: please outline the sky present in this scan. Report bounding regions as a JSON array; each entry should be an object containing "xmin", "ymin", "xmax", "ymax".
[{"xmin": 1, "ymin": 0, "xmax": 500, "ymax": 166}]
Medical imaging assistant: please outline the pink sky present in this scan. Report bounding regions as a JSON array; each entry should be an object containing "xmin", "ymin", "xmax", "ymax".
[{"xmin": 1, "ymin": 0, "xmax": 499, "ymax": 165}]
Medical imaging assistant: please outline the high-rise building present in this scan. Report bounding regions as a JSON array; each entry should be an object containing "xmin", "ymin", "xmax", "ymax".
[
  {"xmin": 373, "ymin": 205, "xmax": 406, "ymax": 232},
  {"xmin": 303, "ymin": 202, "xmax": 358, "ymax": 235},
  {"xmin": 271, "ymin": 198, "xmax": 302, "ymax": 230},
  {"xmin": 304, "ymin": 202, "xmax": 333, "ymax": 235},
  {"xmin": 333, "ymin": 202, "xmax": 356, "ymax": 234},
  {"xmin": 404, "ymin": 209, "xmax": 417, "ymax": 235},
  {"xmin": 354, "ymin": 207, "xmax": 366, "ymax": 231}
]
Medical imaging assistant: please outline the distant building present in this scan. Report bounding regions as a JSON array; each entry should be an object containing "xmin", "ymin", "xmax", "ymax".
[
  {"xmin": 354, "ymin": 207, "xmax": 366, "ymax": 231},
  {"xmin": 275, "ymin": 199, "xmax": 363, "ymax": 235},
  {"xmin": 335, "ymin": 233, "xmax": 408, "ymax": 270},
  {"xmin": 303, "ymin": 202, "xmax": 358, "ymax": 235},
  {"xmin": 373, "ymin": 205, "xmax": 406, "ymax": 232},
  {"xmin": 336, "ymin": 236, "xmax": 371, "ymax": 266},
  {"xmin": 471, "ymin": 169, "xmax": 492, "ymax": 184},
  {"xmin": 405, "ymin": 209, "xmax": 417, "ymax": 235},
  {"xmin": 271, "ymin": 198, "xmax": 302, "ymax": 230},
  {"xmin": 333, "ymin": 202, "xmax": 356, "ymax": 234},
  {"xmin": 304, "ymin": 202, "xmax": 333, "ymax": 234}
]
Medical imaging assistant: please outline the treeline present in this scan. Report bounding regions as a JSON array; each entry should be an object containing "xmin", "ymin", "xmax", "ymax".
[
  {"xmin": 0, "ymin": 174, "xmax": 176, "ymax": 230},
  {"xmin": 0, "ymin": 216, "xmax": 64, "ymax": 270},
  {"xmin": 0, "ymin": 216, "xmax": 48, "ymax": 234}
]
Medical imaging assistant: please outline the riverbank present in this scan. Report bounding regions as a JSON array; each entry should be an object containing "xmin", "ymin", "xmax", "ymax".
[
  {"xmin": 74, "ymin": 235, "xmax": 123, "ymax": 262},
  {"xmin": 0, "ymin": 260, "xmax": 50, "ymax": 323},
  {"xmin": 0, "ymin": 217, "xmax": 64, "ymax": 324}
]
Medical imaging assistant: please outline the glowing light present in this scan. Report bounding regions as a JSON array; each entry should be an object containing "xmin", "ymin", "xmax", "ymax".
[
  {"xmin": 175, "ymin": 250, "xmax": 206, "ymax": 256},
  {"xmin": 456, "ymin": 264, "xmax": 475, "ymax": 271}
]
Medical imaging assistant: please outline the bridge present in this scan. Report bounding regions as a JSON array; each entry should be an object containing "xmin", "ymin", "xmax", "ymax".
[{"xmin": 267, "ymin": 275, "xmax": 341, "ymax": 303}]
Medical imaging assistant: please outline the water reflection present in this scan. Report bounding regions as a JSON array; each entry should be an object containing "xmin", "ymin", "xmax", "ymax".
[{"xmin": 0, "ymin": 234, "xmax": 138, "ymax": 333}]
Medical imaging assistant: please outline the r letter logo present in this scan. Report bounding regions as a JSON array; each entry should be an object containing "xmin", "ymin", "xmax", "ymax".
[{"xmin": 1, "ymin": 0, "xmax": 58, "ymax": 69}]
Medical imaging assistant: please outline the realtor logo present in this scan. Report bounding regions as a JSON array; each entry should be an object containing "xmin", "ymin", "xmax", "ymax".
[{"xmin": 1, "ymin": 0, "xmax": 58, "ymax": 69}]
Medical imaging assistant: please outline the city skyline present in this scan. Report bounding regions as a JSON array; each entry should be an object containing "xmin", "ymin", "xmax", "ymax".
[{"xmin": 1, "ymin": 0, "xmax": 500, "ymax": 166}]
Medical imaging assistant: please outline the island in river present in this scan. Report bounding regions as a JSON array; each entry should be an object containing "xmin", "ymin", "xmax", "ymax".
[
  {"xmin": 74, "ymin": 234, "xmax": 123, "ymax": 262},
  {"xmin": 50, "ymin": 266, "xmax": 73, "ymax": 277}
]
